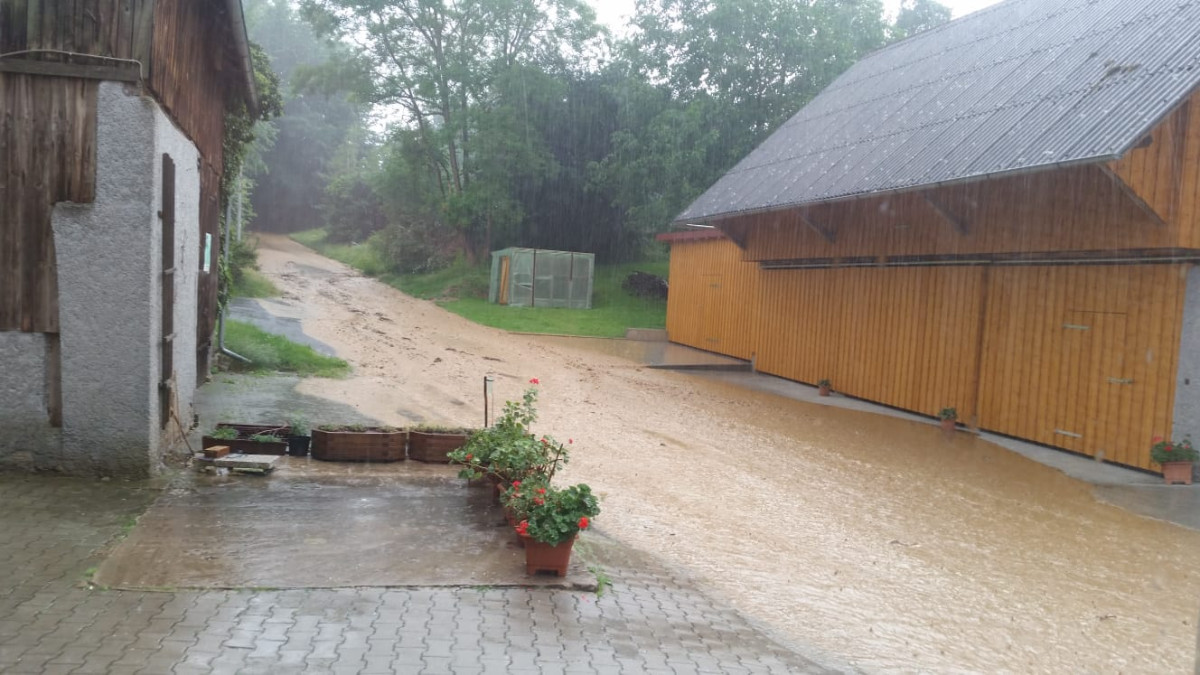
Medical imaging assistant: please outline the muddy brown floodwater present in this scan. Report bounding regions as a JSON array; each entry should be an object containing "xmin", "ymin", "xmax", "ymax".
[{"xmin": 255, "ymin": 233, "xmax": 1200, "ymax": 672}]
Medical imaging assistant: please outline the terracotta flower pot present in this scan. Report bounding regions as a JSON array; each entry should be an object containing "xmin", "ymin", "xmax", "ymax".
[
  {"xmin": 940, "ymin": 418, "xmax": 957, "ymax": 433},
  {"xmin": 818, "ymin": 385, "xmax": 831, "ymax": 397},
  {"xmin": 1161, "ymin": 461, "xmax": 1194, "ymax": 485},
  {"xmin": 522, "ymin": 535, "xmax": 576, "ymax": 577}
]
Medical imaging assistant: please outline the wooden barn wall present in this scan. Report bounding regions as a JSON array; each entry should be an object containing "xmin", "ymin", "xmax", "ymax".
[
  {"xmin": 665, "ymin": 235, "xmax": 1186, "ymax": 470},
  {"xmin": 150, "ymin": 0, "xmax": 230, "ymax": 173},
  {"xmin": 0, "ymin": 73, "xmax": 98, "ymax": 333},
  {"xmin": 0, "ymin": 0, "xmax": 154, "ymax": 66},
  {"xmin": 977, "ymin": 264, "xmax": 1187, "ymax": 471},
  {"xmin": 666, "ymin": 238, "xmax": 760, "ymax": 361},
  {"xmin": 754, "ymin": 266, "xmax": 986, "ymax": 420},
  {"xmin": 1109, "ymin": 90, "xmax": 1200, "ymax": 247},
  {"xmin": 197, "ymin": 165, "xmax": 221, "ymax": 352},
  {"xmin": 736, "ymin": 163, "xmax": 1176, "ymax": 262}
]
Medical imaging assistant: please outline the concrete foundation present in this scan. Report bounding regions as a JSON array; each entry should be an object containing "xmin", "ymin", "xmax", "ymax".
[{"xmin": 0, "ymin": 81, "xmax": 206, "ymax": 477}]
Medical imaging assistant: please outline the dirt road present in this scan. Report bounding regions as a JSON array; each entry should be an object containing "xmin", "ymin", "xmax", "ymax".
[{"xmin": 256, "ymin": 233, "xmax": 1200, "ymax": 673}]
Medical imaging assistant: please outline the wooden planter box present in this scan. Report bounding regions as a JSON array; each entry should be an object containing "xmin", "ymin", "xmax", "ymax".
[
  {"xmin": 311, "ymin": 428, "xmax": 407, "ymax": 462},
  {"xmin": 201, "ymin": 435, "xmax": 288, "ymax": 455},
  {"xmin": 408, "ymin": 430, "xmax": 473, "ymax": 463}
]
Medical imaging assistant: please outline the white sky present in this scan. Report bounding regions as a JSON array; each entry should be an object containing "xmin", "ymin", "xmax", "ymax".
[{"xmin": 587, "ymin": 0, "xmax": 1004, "ymax": 34}]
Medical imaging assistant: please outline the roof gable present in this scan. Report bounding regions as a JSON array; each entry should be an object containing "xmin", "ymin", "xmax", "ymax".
[{"xmin": 677, "ymin": 0, "xmax": 1200, "ymax": 223}]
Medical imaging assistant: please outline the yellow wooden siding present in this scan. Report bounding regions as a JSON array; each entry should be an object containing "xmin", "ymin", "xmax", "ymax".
[
  {"xmin": 737, "ymin": 163, "xmax": 1179, "ymax": 262},
  {"xmin": 977, "ymin": 264, "xmax": 1187, "ymax": 469},
  {"xmin": 754, "ymin": 266, "xmax": 985, "ymax": 420},
  {"xmin": 666, "ymin": 238, "xmax": 761, "ymax": 360}
]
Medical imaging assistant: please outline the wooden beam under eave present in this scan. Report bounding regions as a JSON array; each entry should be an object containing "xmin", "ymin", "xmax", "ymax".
[
  {"xmin": 1098, "ymin": 163, "xmax": 1168, "ymax": 227},
  {"xmin": 0, "ymin": 59, "xmax": 141, "ymax": 83},
  {"xmin": 717, "ymin": 222, "xmax": 748, "ymax": 249},
  {"xmin": 923, "ymin": 192, "xmax": 969, "ymax": 235},
  {"xmin": 799, "ymin": 212, "xmax": 836, "ymax": 243}
]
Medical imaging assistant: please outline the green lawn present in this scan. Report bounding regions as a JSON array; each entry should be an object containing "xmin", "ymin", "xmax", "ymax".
[
  {"xmin": 231, "ymin": 268, "xmax": 280, "ymax": 299},
  {"xmin": 290, "ymin": 228, "xmax": 667, "ymax": 338},
  {"xmin": 223, "ymin": 319, "xmax": 350, "ymax": 378}
]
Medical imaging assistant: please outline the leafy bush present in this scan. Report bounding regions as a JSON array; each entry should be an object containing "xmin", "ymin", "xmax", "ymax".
[
  {"xmin": 373, "ymin": 219, "xmax": 453, "ymax": 274},
  {"xmin": 515, "ymin": 484, "xmax": 600, "ymax": 546}
]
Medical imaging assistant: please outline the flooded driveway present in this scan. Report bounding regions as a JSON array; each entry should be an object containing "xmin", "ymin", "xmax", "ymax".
[{"xmin": 250, "ymin": 233, "xmax": 1200, "ymax": 672}]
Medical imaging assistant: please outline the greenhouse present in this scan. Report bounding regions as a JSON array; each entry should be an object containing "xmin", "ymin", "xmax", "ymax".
[{"xmin": 488, "ymin": 248, "xmax": 594, "ymax": 309}]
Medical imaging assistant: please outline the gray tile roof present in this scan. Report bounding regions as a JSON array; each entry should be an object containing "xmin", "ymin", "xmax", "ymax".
[{"xmin": 676, "ymin": 0, "xmax": 1200, "ymax": 224}]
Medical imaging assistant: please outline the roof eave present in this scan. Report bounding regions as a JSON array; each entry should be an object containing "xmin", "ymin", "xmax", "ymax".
[
  {"xmin": 673, "ymin": 153, "xmax": 1124, "ymax": 226},
  {"xmin": 224, "ymin": 0, "xmax": 259, "ymax": 116}
]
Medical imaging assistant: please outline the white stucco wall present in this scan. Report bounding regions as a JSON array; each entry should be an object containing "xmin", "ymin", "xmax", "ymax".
[
  {"xmin": 47, "ymin": 81, "xmax": 202, "ymax": 477},
  {"xmin": 0, "ymin": 333, "xmax": 59, "ymax": 471},
  {"xmin": 1173, "ymin": 265, "xmax": 1200, "ymax": 449}
]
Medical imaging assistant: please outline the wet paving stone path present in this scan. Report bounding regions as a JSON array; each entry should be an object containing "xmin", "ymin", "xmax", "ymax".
[{"xmin": 0, "ymin": 474, "xmax": 837, "ymax": 674}]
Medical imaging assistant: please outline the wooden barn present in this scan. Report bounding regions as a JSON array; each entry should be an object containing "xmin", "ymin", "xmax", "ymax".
[
  {"xmin": 0, "ymin": 1, "xmax": 257, "ymax": 476},
  {"xmin": 662, "ymin": 0, "xmax": 1200, "ymax": 473}
]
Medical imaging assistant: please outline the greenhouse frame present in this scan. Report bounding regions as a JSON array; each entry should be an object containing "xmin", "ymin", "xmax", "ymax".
[{"xmin": 488, "ymin": 248, "xmax": 595, "ymax": 309}]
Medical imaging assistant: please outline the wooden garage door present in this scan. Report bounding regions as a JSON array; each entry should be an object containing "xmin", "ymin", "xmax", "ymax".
[{"xmin": 977, "ymin": 265, "xmax": 1185, "ymax": 470}]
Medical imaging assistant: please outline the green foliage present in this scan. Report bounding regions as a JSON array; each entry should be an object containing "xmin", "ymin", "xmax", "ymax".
[
  {"xmin": 449, "ymin": 384, "xmax": 569, "ymax": 484},
  {"xmin": 890, "ymin": 0, "xmax": 953, "ymax": 42},
  {"xmin": 287, "ymin": 415, "xmax": 311, "ymax": 437},
  {"xmin": 818, "ymin": 379, "xmax": 832, "ymax": 389},
  {"xmin": 244, "ymin": 0, "xmax": 364, "ymax": 234},
  {"xmin": 938, "ymin": 407, "xmax": 958, "ymax": 421},
  {"xmin": 517, "ymin": 484, "xmax": 600, "ymax": 546},
  {"xmin": 223, "ymin": 320, "xmax": 350, "ymax": 378},
  {"xmin": 249, "ymin": 433, "xmax": 283, "ymax": 443},
  {"xmin": 1151, "ymin": 436, "xmax": 1199, "ymax": 464},
  {"xmin": 210, "ymin": 426, "xmax": 239, "ymax": 440},
  {"xmin": 231, "ymin": 268, "xmax": 281, "ymax": 299}
]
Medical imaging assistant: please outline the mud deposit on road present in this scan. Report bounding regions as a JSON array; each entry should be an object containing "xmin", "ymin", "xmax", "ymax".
[{"xmin": 253, "ymin": 234, "xmax": 1200, "ymax": 672}]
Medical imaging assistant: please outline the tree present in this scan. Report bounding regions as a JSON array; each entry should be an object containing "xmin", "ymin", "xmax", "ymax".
[
  {"xmin": 244, "ymin": 0, "xmax": 364, "ymax": 233},
  {"xmin": 891, "ymin": 0, "xmax": 952, "ymax": 42},
  {"xmin": 591, "ymin": 0, "xmax": 889, "ymax": 240},
  {"xmin": 299, "ymin": 0, "xmax": 604, "ymax": 257}
]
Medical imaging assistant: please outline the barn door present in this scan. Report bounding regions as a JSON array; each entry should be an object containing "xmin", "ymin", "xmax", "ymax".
[
  {"xmin": 498, "ymin": 256, "xmax": 511, "ymax": 305},
  {"xmin": 701, "ymin": 274, "xmax": 724, "ymax": 349},
  {"xmin": 1053, "ymin": 310, "xmax": 1127, "ymax": 458}
]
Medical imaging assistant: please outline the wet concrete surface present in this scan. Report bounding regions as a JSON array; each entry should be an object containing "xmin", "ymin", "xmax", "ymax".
[
  {"xmin": 0, "ymin": 473, "xmax": 831, "ymax": 674},
  {"xmin": 94, "ymin": 460, "xmax": 594, "ymax": 590},
  {"xmin": 533, "ymin": 335, "xmax": 750, "ymax": 370},
  {"xmin": 229, "ymin": 297, "xmax": 338, "ymax": 356},
  {"xmin": 196, "ymin": 373, "xmax": 379, "ymax": 431}
]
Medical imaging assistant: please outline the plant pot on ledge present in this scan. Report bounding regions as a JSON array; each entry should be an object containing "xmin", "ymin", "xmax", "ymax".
[
  {"xmin": 817, "ymin": 380, "xmax": 832, "ymax": 397},
  {"xmin": 1161, "ymin": 461, "xmax": 1194, "ymax": 485},
  {"xmin": 522, "ymin": 535, "xmax": 576, "ymax": 576},
  {"xmin": 1151, "ymin": 436, "xmax": 1198, "ymax": 485}
]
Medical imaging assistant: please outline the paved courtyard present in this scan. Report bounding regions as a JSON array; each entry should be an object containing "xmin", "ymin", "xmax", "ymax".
[{"xmin": 0, "ymin": 473, "xmax": 839, "ymax": 674}]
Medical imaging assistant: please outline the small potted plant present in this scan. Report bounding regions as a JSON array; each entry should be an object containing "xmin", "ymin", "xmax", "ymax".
[
  {"xmin": 938, "ymin": 407, "xmax": 958, "ymax": 433},
  {"xmin": 817, "ymin": 379, "xmax": 832, "ymax": 397},
  {"xmin": 202, "ymin": 425, "xmax": 288, "ymax": 454},
  {"xmin": 1151, "ymin": 436, "xmax": 1198, "ymax": 485},
  {"xmin": 514, "ymin": 483, "xmax": 600, "ymax": 577},
  {"xmin": 286, "ymin": 415, "xmax": 311, "ymax": 458},
  {"xmin": 409, "ymin": 424, "xmax": 476, "ymax": 463}
]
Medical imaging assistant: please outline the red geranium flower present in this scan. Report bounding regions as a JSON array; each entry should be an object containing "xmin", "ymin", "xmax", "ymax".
[
  {"xmin": 533, "ymin": 498, "xmax": 544, "ymax": 505},
  {"xmin": 529, "ymin": 378, "xmax": 540, "ymax": 385},
  {"xmin": 578, "ymin": 516, "xmax": 589, "ymax": 530},
  {"xmin": 512, "ymin": 480, "xmax": 521, "ymax": 488},
  {"xmin": 536, "ymin": 488, "xmax": 546, "ymax": 495},
  {"xmin": 516, "ymin": 520, "xmax": 529, "ymax": 535},
  {"xmin": 465, "ymin": 454, "xmax": 473, "ymax": 461},
  {"xmin": 568, "ymin": 438, "xmax": 573, "ymax": 444}
]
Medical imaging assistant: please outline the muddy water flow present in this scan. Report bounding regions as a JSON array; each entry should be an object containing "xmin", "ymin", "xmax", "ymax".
[{"xmin": 253, "ymin": 234, "xmax": 1200, "ymax": 672}]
